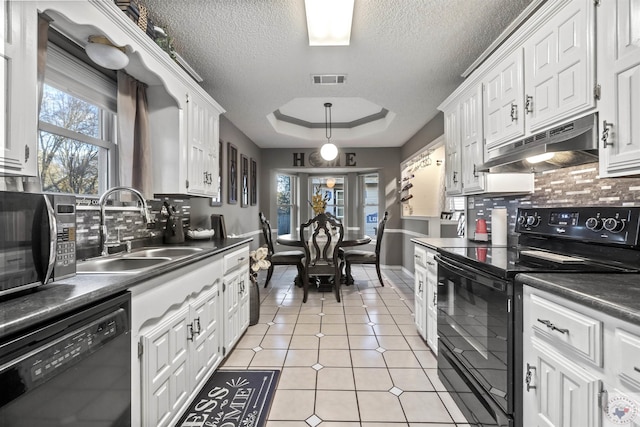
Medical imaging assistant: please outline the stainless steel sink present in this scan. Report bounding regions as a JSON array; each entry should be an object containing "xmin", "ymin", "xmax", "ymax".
[
  {"xmin": 77, "ymin": 257, "xmax": 172, "ymax": 274},
  {"xmin": 124, "ymin": 247, "xmax": 204, "ymax": 259}
]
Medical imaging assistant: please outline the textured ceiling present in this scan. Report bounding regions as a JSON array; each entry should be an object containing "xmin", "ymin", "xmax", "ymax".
[{"xmin": 141, "ymin": 0, "xmax": 532, "ymax": 149}]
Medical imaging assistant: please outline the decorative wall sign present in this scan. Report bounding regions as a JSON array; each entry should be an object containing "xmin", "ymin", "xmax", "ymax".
[
  {"xmin": 210, "ymin": 140, "xmax": 223, "ymax": 206},
  {"xmin": 228, "ymin": 142, "xmax": 238, "ymax": 204},
  {"xmin": 250, "ymin": 158, "xmax": 257, "ymax": 206},
  {"xmin": 292, "ymin": 151, "xmax": 357, "ymax": 167},
  {"xmin": 241, "ymin": 154, "xmax": 249, "ymax": 207}
]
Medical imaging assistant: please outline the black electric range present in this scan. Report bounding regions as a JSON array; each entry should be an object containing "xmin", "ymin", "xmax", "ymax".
[{"xmin": 436, "ymin": 206, "xmax": 640, "ymax": 427}]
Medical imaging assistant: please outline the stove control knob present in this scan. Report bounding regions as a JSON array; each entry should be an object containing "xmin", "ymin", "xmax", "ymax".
[
  {"xmin": 526, "ymin": 215, "xmax": 540, "ymax": 227},
  {"xmin": 603, "ymin": 217, "xmax": 625, "ymax": 233},
  {"xmin": 517, "ymin": 215, "xmax": 527, "ymax": 226},
  {"xmin": 585, "ymin": 217, "xmax": 603, "ymax": 231}
]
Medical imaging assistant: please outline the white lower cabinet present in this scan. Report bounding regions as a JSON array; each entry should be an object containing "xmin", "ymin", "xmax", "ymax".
[
  {"xmin": 222, "ymin": 245, "xmax": 251, "ymax": 352},
  {"xmin": 413, "ymin": 244, "xmax": 438, "ymax": 353},
  {"xmin": 522, "ymin": 285, "xmax": 640, "ymax": 427},
  {"xmin": 131, "ymin": 244, "xmax": 250, "ymax": 427}
]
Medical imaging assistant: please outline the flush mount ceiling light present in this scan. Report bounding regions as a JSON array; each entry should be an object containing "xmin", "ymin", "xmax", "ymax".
[
  {"xmin": 320, "ymin": 102, "xmax": 338, "ymax": 161},
  {"xmin": 85, "ymin": 35, "xmax": 129, "ymax": 70},
  {"xmin": 304, "ymin": 0, "xmax": 354, "ymax": 46},
  {"xmin": 526, "ymin": 152, "xmax": 555, "ymax": 164}
]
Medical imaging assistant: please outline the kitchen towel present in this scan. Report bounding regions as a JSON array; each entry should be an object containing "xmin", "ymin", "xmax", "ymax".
[{"xmin": 492, "ymin": 207, "xmax": 508, "ymax": 246}]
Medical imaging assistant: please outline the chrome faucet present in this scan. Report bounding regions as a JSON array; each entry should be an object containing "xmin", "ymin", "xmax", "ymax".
[{"xmin": 98, "ymin": 186, "xmax": 153, "ymax": 256}]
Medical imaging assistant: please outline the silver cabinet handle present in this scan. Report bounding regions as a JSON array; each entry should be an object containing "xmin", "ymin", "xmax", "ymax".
[
  {"xmin": 418, "ymin": 280, "xmax": 423, "ymax": 293},
  {"xmin": 537, "ymin": 318, "xmax": 569, "ymax": 334},
  {"xmin": 452, "ymin": 171, "xmax": 458, "ymax": 184},
  {"xmin": 634, "ymin": 367, "xmax": 640, "ymax": 373},
  {"xmin": 510, "ymin": 103, "xmax": 518, "ymax": 121},
  {"xmin": 602, "ymin": 120, "xmax": 613, "ymax": 148},
  {"xmin": 525, "ymin": 95, "xmax": 533, "ymax": 114},
  {"xmin": 525, "ymin": 363, "xmax": 536, "ymax": 392},
  {"xmin": 432, "ymin": 292, "xmax": 437, "ymax": 306},
  {"xmin": 194, "ymin": 317, "xmax": 201, "ymax": 334}
]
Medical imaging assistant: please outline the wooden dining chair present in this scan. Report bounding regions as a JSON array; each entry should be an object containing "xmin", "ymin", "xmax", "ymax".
[
  {"xmin": 259, "ymin": 212, "xmax": 304, "ymax": 288},
  {"xmin": 344, "ymin": 211, "xmax": 388, "ymax": 286},
  {"xmin": 300, "ymin": 212, "xmax": 344, "ymax": 303}
]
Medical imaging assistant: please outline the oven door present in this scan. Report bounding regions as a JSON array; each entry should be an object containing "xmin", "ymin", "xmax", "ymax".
[{"xmin": 436, "ymin": 253, "xmax": 514, "ymax": 417}]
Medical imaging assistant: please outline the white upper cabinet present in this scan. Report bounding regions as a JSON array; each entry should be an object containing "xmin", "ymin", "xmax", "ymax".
[
  {"xmin": 598, "ymin": 0, "xmax": 640, "ymax": 177},
  {"xmin": 523, "ymin": 0, "xmax": 595, "ymax": 133},
  {"xmin": 186, "ymin": 91, "xmax": 220, "ymax": 197},
  {"xmin": 443, "ymin": 107, "xmax": 462, "ymax": 195},
  {"xmin": 460, "ymin": 84, "xmax": 486, "ymax": 193},
  {"xmin": 483, "ymin": 49, "xmax": 525, "ymax": 151},
  {"xmin": 1, "ymin": 0, "xmax": 38, "ymax": 176},
  {"xmin": 484, "ymin": 0, "xmax": 595, "ymax": 156}
]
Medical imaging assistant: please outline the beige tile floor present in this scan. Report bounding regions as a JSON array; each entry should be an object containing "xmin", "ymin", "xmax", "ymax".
[{"xmin": 220, "ymin": 264, "xmax": 472, "ymax": 426}]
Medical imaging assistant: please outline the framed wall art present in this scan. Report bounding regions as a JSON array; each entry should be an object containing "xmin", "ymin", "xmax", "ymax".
[
  {"xmin": 210, "ymin": 140, "xmax": 223, "ymax": 206},
  {"xmin": 250, "ymin": 158, "xmax": 257, "ymax": 206},
  {"xmin": 227, "ymin": 142, "xmax": 238, "ymax": 204},
  {"xmin": 241, "ymin": 154, "xmax": 249, "ymax": 207}
]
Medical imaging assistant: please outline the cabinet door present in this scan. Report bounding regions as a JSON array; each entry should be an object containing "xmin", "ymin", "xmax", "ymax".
[
  {"xmin": 414, "ymin": 264, "xmax": 427, "ymax": 341},
  {"xmin": 141, "ymin": 306, "xmax": 191, "ymax": 427},
  {"xmin": 187, "ymin": 92, "xmax": 219, "ymax": 196},
  {"xmin": 483, "ymin": 49, "xmax": 525, "ymax": 151},
  {"xmin": 191, "ymin": 282, "xmax": 223, "ymax": 388},
  {"xmin": 1, "ymin": 0, "xmax": 38, "ymax": 176},
  {"xmin": 460, "ymin": 84, "xmax": 486, "ymax": 194},
  {"xmin": 444, "ymin": 107, "xmax": 462, "ymax": 195},
  {"xmin": 523, "ymin": 338, "xmax": 602, "ymax": 427},
  {"xmin": 223, "ymin": 270, "xmax": 241, "ymax": 351},
  {"xmin": 524, "ymin": 0, "xmax": 595, "ymax": 133},
  {"xmin": 238, "ymin": 266, "xmax": 250, "ymax": 334},
  {"xmin": 598, "ymin": 0, "xmax": 640, "ymax": 177}
]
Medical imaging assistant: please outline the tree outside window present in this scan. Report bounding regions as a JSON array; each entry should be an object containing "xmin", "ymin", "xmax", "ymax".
[{"xmin": 38, "ymin": 84, "xmax": 114, "ymax": 195}]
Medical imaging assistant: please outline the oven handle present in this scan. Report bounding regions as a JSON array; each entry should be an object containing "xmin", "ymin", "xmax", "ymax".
[{"xmin": 435, "ymin": 254, "xmax": 507, "ymax": 292}]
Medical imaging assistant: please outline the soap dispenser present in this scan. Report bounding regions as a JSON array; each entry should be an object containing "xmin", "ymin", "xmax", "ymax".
[{"xmin": 163, "ymin": 202, "xmax": 185, "ymax": 244}]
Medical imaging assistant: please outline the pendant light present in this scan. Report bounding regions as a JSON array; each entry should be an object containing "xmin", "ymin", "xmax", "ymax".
[
  {"xmin": 320, "ymin": 102, "xmax": 338, "ymax": 161},
  {"xmin": 85, "ymin": 35, "xmax": 129, "ymax": 70}
]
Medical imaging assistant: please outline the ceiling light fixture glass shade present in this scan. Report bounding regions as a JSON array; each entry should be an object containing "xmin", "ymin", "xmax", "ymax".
[
  {"xmin": 320, "ymin": 102, "xmax": 339, "ymax": 161},
  {"xmin": 304, "ymin": 0, "xmax": 354, "ymax": 46},
  {"xmin": 85, "ymin": 35, "xmax": 129, "ymax": 70}
]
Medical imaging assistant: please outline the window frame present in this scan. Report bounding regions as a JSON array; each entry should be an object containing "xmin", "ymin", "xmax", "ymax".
[
  {"xmin": 359, "ymin": 172, "xmax": 380, "ymax": 240},
  {"xmin": 276, "ymin": 172, "xmax": 297, "ymax": 235},
  {"xmin": 38, "ymin": 41, "xmax": 118, "ymax": 195}
]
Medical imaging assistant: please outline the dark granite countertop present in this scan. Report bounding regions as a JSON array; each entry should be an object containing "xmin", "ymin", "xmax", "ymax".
[
  {"xmin": 517, "ymin": 272, "xmax": 640, "ymax": 325},
  {"xmin": 0, "ymin": 237, "xmax": 251, "ymax": 340},
  {"xmin": 411, "ymin": 237, "xmax": 504, "ymax": 250}
]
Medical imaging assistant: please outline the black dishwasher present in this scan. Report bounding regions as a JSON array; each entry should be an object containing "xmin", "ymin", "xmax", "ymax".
[{"xmin": 0, "ymin": 292, "xmax": 131, "ymax": 426}]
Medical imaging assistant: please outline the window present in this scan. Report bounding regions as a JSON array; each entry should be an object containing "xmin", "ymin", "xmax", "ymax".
[
  {"xmin": 361, "ymin": 173, "xmax": 379, "ymax": 237},
  {"xmin": 38, "ymin": 42, "xmax": 117, "ymax": 195},
  {"xmin": 276, "ymin": 173, "xmax": 295, "ymax": 235},
  {"xmin": 310, "ymin": 176, "xmax": 345, "ymax": 221}
]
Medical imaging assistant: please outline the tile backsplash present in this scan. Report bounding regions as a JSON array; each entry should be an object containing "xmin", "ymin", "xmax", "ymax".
[
  {"xmin": 467, "ymin": 162, "xmax": 640, "ymax": 240},
  {"xmin": 76, "ymin": 196, "xmax": 191, "ymax": 258}
]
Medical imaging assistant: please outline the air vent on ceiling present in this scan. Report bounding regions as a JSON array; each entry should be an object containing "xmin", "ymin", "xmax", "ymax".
[{"xmin": 311, "ymin": 74, "xmax": 347, "ymax": 85}]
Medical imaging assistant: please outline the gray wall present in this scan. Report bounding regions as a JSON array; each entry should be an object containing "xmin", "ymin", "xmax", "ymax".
[
  {"xmin": 399, "ymin": 113, "xmax": 445, "ymax": 274},
  {"xmin": 189, "ymin": 115, "xmax": 262, "ymax": 248}
]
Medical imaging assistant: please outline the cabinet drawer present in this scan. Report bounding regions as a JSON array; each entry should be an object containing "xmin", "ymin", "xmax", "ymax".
[
  {"xmin": 529, "ymin": 293, "xmax": 602, "ymax": 366},
  {"xmin": 223, "ymin": 246, "xmax": 249, "ymax": 274},
  {"xmin": 615, "ymin": 329, "xmax": 640, "ymax": 389},
  {"xmin": 414, "ymin": 245, "xmax": 427, "ymax": 268}
]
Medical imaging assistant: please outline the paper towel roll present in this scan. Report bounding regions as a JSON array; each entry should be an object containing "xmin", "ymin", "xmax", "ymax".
[{"xmin": 491, "ymin": 207, "xmax": 508, "ymax": 246}]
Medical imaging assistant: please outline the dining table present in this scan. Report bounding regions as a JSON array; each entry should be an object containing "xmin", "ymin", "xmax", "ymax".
[{"xmin": 276, "ymin": 232, "xmax": 372, "ymax": 287}]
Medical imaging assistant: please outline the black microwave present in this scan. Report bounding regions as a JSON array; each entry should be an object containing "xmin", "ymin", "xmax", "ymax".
[{"xmin": 0, "ymin": 191, "xmax": 76, "ymax": 297}]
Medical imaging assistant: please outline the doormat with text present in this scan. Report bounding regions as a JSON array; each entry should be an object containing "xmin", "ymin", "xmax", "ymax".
[{"xmin": 175, "ymin": 369, "xmax": 280, "ymax": 427}]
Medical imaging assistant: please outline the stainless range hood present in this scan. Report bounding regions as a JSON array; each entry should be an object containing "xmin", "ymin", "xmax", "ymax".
[{"xmin": 477, "ymin": 114, "xmax": 599, "ymax": 173}]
